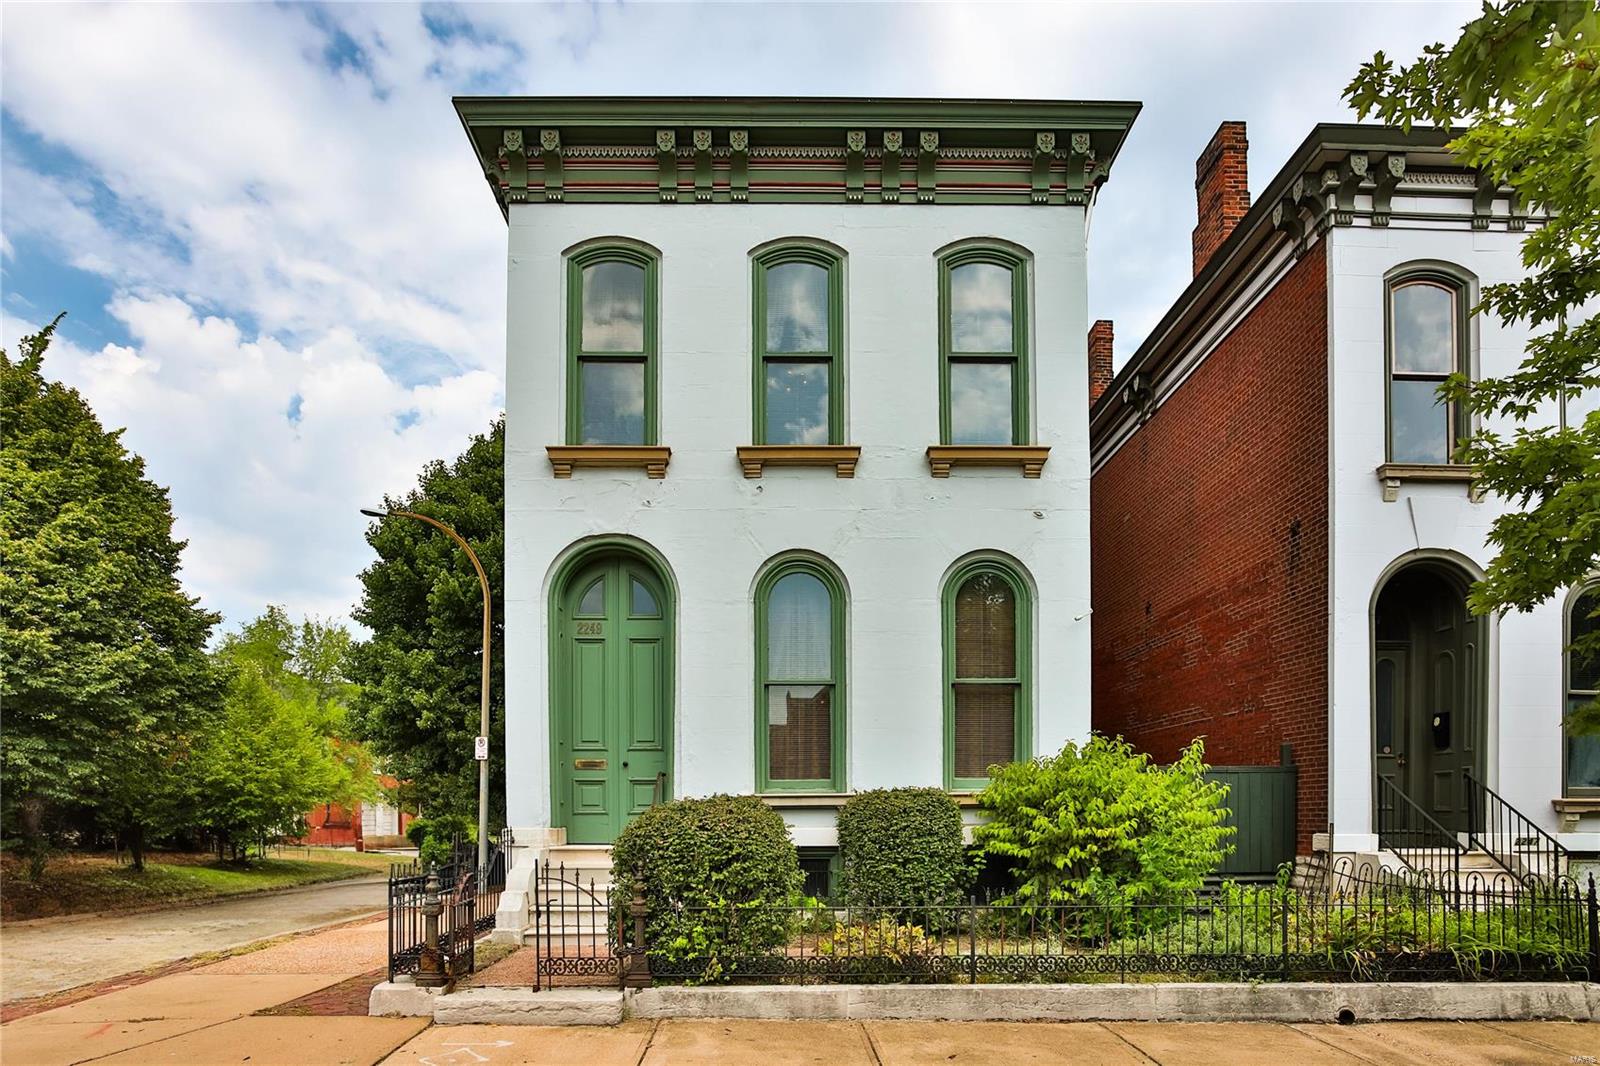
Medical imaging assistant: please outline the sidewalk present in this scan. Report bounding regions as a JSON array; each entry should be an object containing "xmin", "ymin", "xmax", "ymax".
[
  {"xmin": 1, "ymin": 876, "xmax": 386, "ymax": 1003},
  {"xmin": 1, "ymin": 917, "xmax": 1593, "ymax": 1065}
]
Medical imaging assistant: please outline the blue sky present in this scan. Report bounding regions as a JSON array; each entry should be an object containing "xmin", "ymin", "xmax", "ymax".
[{"xmin": 0, "ymin": 1, "xmax": 1474, "ymax": 632}]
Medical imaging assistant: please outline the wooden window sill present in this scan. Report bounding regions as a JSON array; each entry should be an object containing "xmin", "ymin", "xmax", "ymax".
[
  {"xmin": 927, "ymin": 445, "xmax": 1049, "ymax": 478},
  {"xmin": 547, "ymin": 445, "xmax": 671, "ymax": 479},
  {"xmin": 737, "ymin": 444, "xmax": 860, "ymax": 478},
  {"xmin": 1375, "ymin": 462, "xmax": 1477, "ymax": 503},
  {"xmin": 1553, "ymin": 796, "xmax": 1600, "ymax": 833}
]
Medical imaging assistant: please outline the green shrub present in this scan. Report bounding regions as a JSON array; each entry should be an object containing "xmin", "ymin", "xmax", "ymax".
[
  {"xmin": 973, "ymin": 735, "xmax": 1233, "ymax": 921},
  {"xmin": 610, "ymin": 794, "xmax": 802, "ymax": 983},
  {"xmin": 837, "ymin": 787, "xmax": 969, "ymax": 909},
  {"xmin": 405, "ymin": 814, "xmax": 475, "ymax": 868}
]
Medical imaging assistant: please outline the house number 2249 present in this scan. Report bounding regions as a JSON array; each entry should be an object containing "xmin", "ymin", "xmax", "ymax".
[{"xmin": 575, "ymin": 621, "xmax": 603, "ymax": 636}]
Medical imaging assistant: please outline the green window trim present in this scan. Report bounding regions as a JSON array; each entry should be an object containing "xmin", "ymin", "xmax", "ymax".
[
  {"xmin": 941, "ymin": 557, "xmax": 1032, "ymax": 791},
  {"xmin": 566, "ymin": 243, "xmax": 660, "ymax": 446},
  {"xmin": 938, "ymin": 245, "xmax": 1030, "ymax": 446},
  {"xmin": 1383, "ymin": 265, "xmax": 1472, "ymax": 465},
  {"xmin": 1565, "ymin": 582, "xmax": 1600, "ymax": 798},
  {"xmin": 751, "ymin": 243, "xmax": 845, "ymax": 446},
  {"xmin": 754, "ymin": 556, "xmax": 847, "ymax": 792}
]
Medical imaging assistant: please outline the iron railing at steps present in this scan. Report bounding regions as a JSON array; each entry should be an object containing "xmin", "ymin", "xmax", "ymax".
[
  {"xmin": 1376, "ymin": 774, "xmax": 1464, "ymax": 885},
  {"xmin": 1464, "ymin": 770, "xmax": 1568, "ymax": 883}
]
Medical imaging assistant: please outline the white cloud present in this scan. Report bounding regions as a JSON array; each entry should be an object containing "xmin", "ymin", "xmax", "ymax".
[{"xmin": 1, "ymin": 1, "xmax": 1480, "ymax": 628}]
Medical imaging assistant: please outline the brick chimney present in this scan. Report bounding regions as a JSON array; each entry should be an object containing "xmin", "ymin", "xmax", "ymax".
[
  {"xmin": 1088, "ymin": 320, "xmax": 1114, "ymax": 407},
  {"xmin": 1192, "ymin": 121, "xmax": 1249, "ymax": 275}
]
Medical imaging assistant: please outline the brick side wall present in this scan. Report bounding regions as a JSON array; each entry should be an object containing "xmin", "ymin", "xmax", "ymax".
[{"xmin": 1091, "ymin": 243, "xmax": 1329, "ymax": 851}]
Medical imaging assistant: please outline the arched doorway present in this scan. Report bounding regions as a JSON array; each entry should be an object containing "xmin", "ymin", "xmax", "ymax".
[
  {"xmin": 550, "ymin": 545, "xmax": 673, "ymax": 844},
  {"xmin": 1372, "ymin": 559, "xmax": 1485, "ymax": 833}
]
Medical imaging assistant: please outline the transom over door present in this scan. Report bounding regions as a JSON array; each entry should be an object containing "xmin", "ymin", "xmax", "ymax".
[{"xmin": 555, "ymin": 556, "xmax": 671, "ymax": 844}]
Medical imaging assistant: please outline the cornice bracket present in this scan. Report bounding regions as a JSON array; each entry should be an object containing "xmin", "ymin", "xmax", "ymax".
[
  {"xmin": 1122, "ymin": 372, "xmax": 1155, "ymax": 426},
  {"xmin": 692, "ymin": 129, "xmax": 713, "ymax": 202},
  {"xmin": 1064, "ymin": 132, "xmax": 1092, "ymax": 206},
  {"xmin": 881, "ymin": 131, "xmax": 903, "ymax": 202},
  {"xmin": 917, "ymin": 131, "xmax": 939, "ymax": 203},
  {"xmin": 1371, "ymin": 153, "xmax": 1405, "ymax": 227},
  {"xmin": 1295, "ymin": 168, "xmax": 1336, "ymax": 235},
  {"xmin": 845, "ymin": 130, "xmax": 866, "ymax": 203},
  {"xmin": 499, "ymin": 128, "xmax": 529, "ymax": 205},
  {"xmin": 1031, "ymin": 132, "xmax": 1056, "ymax": 204},
  {"xmin": 539, "ymin": 129, "xmax": 563, "ymax": 202},
  {"xmin": 1334, "ymin": 152, "xmax": 1368, "ymax": 225},
  {"xmin": 656, "ymin": 129, "xmax": 679, "ymax": 203},
  {"xmin": 729, "ymin": 130, "xmax": 749, "ymax": 202},
  {"xmin": 1273, "ymin": 196, "xmax": 1306, "ymax": 257},
  {"xmin": 1472, "ymin": 169, "xmax": 1498, "ymax": 229},
  {"xmin": 1508, "ymin": 188, "xmax": 1528, "ymax": 231}
]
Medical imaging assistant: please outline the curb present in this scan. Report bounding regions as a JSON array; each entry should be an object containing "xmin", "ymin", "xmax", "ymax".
[{"xmin": 370, "ymin": 981, "xmax": 1600, "ymax": 1026}]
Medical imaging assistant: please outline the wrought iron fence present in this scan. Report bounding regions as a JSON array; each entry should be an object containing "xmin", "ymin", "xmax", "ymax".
[
  {"xmin": 386, "ymin": 831, "xmax": 508, "ymax": 983},
  {"xmin": 533, "ymin": 857, "xmax": 1598, "ymax": 987}
]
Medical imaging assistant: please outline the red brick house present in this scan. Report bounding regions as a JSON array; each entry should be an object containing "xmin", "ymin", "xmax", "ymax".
[{"xmin": 1090, "ymin": 122, "xmax": 1597, "ymax": 873}]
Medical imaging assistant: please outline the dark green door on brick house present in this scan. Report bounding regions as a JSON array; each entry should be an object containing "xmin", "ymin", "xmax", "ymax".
[{"xmin": 554, "ymin": 556, "xmax": 672, "ymax": 844}]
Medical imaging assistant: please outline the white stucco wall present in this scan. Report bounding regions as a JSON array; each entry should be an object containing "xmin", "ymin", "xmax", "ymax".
[
  {"xmin": 1325, "ymin": 219, "xmax": 1594, "ymax": 850},
  {"xmin": 501, "ymin": 204, "xmax": 1094, "ymax": 836}
]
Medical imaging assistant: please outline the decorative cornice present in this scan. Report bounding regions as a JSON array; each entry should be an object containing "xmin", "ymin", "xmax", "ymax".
[{"xmin": 457, "ymin": 97, "xmax": 1142, "ymax": 213}]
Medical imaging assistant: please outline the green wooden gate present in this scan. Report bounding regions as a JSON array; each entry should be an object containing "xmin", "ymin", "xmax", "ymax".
[{"xmin": 1204, "ymin": 748, "xmax": 1298, "ymax": 878}]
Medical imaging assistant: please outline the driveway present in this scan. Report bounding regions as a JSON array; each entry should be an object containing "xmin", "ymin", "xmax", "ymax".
[{"xmin": 0, "ymin": 876, "xmax": 386, "ymax": 1003}]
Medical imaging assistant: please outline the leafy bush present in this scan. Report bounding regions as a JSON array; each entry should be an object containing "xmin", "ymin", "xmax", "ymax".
[
  {"xmin": 973, "ymin": 735, "xmax": 1233, "ymax": 920},
  {"xmin": 405, "ymin": 813, "xmax": 475, "ymax": 868},
  {"xmin": 610, "ymin": 794, "xmax": 802, "ymax": 983},
  {"xmin": 817, "ymin": 917, "xmax": 938, "ymax": 981},
  {"xmin": 837, "ymin": 787, "xmax": 969, "ymax": 910}
]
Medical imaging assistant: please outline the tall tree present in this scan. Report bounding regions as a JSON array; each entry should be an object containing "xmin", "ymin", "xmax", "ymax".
[
  {"xmin": 191, "ymin": 607, "xmax": 374, "ymax": 857},
  {"xmin": 348, "ymin": 418, "xmax": 505, "ymax": 825},
  {"xmin": 1347, "ymin": 1, "xmax": 1600, "ymax": 727},
  {"xmin": 1, "ymin": 316, "xmax": 222, "ymax": 871}
]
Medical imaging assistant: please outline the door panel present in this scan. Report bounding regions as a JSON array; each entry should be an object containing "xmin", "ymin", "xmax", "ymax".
[
  {"xmin": 1375, "ymin": 644, "xmax": 1407, "ymax": 795},
  {"xmin": 556, "ymin": 556, "xmax": 672, "ymax": 843}
]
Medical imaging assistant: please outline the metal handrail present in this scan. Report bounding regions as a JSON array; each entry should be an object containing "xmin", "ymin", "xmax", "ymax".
[
  {"xmin": 653, "ymin": 771, "xmax": 667, "ymax": 807},
  {"xmin": 1463, "ymin": 769, "xmax": 1567, "ymax": 883},
  {"xmin": 1376, "ymin": 774, "xmax": 1464, "ymax": 885}
]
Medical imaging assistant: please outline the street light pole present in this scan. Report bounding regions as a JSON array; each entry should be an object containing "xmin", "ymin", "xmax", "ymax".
[{"xmin": 363, "ymin": 507, "xmax": 491, "ymax": 873}]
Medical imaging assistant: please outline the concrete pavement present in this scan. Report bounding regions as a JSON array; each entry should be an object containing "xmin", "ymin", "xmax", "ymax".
[
  {"xmin": 2, "ymin": 914, "xmax": 1594, "ymax": 1064},
  {"xmin": 0, "ymin": 876, "xmax": 386, "ymax": 1002}
]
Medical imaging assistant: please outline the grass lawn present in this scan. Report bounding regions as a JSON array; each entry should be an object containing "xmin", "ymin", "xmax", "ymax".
[{"xmin": 0, "ymin": 848, "xmax": 399, "ymax": 922}]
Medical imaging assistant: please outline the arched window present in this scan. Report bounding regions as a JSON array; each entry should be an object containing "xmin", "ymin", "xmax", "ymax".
[
  {"xmin": 752, "ymin": 244, "xmax": 844, "ymax": 445},
  {"xmin": 943, "ymin": 558, "xmax": 1031, "ymax": 789},
  {"xmin": 1566, "ymin": 585, "xmax": 1600, "ymax": 796},
  {"xmin": 567, "ymin": 244, "xmax": 658, "ymax": 445},
  {"xmin": 939, "ymin": 246, "xmax": 1029, "ymax": 445},
  {"xmin": 1386, "ymin": 269, "xmax": 1468, "ymax": 464},
  {"xmin": 755, "ymin": 558, "xmax": 845, "ymax": 790}
]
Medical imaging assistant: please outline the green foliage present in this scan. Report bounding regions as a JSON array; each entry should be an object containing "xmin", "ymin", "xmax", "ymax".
[
  {"xmin": 1150, "ymin": 879, "xmax": 1587, "ymax": 980},
  {"xmin": 610, "ymin": 794, "xmax": 802, "ymax": 983},
  {"xmin": 348, "ymin": 418, "xmax": 504, "ymax": 821},
  {"xmin": 405, "ymin": 813, "xmax": 476, "ymax": 868},
  {"xmin": 1, "ymin": 316, "xmax": 223, "ymax": 872},
  {"xmin": 189, "ymin": 607, "xmax": 375, "ymax": 855},
  {"xmin": 1347, "ymin": 2, "xmax": 1600, "ymax": 730},
  {"xmin": 837, "ymin": 787, "xmax": 969, "ymax": 909},
  {"xmin": 817, "ymin": 917, "xmax": 937, "ymax": 982},
  {"xmin": 973, "ymin": 736, "xmax": 1234, "ymax": 920}
]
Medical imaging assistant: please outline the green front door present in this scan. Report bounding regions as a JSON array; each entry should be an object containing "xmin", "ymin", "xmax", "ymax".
[{"xmin": 555, "ymin": 555, "xmax": 672, "ymax": 844}]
